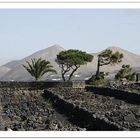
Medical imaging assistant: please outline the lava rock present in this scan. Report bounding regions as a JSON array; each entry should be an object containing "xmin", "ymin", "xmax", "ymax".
[
  {"xmin": 133, "ymin": 108, "xmax": 140, "ymax": 118},
  {"xmin": 112, "ymin": 99, "xmax": 124, "ymax": 106},
  {"xmin": 124, "ymin": 112, "xmax": 136, "ymax": 122}
]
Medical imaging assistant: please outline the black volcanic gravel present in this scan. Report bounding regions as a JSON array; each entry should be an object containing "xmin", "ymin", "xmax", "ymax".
[
  {"xmin": 109, "ymin": 82, "xmax": 140, "ymax": 93},
  {"xmin": 1, "ymin": 86, "xmax": 140, "ymax": 131},
  {"xmin": 47, "ymin": 87, "xmax": 140, "ymax": 130},
  {"xmin": 0, "ymin": 89, "xmax": 84, "ymax": 131}
]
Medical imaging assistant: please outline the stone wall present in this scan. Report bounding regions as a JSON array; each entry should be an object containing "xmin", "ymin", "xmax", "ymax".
[
  {"xmin": 44, "ymin": 89, "xmax": 126, "ymax": 131},
  {"xmin": 0, "ymin": 89, "xmax": 47, "ymax": 130},
  {"xmin": 0, "ymin": 81, "xmax": 140, "ymax": 130},
  {"xmin": 86, "ymin": 86, "xmax": 140, "ymax": 105},
  {"xmin": 0, "ymin": 88, "xmax": 84, "ymax": 131},
  {"xmin": 0, "ymin": 81, "xmax": 85, "ymax": 89},
  {"xmin": 71, "ymin": 81, "xmax": 85, "ymax": 88}
]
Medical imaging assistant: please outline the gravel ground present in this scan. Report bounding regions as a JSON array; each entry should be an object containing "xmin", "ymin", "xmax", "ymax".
[
  {"xmin": 108, "ymin": 82, "xmax": 140, "ymax": 93},
  {"xmin": 1, "ymin": 86, "xmax": 140, "ymax": 131},
  {"xmin": 0, "ymin": 89, "xmax": 84, "ymax": 131},
  {"xmin": 47, "ymin": 87, "xmax": 140, "ymax": 130}
]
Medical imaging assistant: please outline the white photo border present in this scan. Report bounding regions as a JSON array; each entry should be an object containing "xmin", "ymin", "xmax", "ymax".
[{"xmin": 1, "ymin": 2, "xmax": 140, "ymax": 8}]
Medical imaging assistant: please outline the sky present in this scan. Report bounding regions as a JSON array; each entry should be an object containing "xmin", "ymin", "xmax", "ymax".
[{"xmin": 0, "ymin": 9, "xmax": 140, "ymax": 65}]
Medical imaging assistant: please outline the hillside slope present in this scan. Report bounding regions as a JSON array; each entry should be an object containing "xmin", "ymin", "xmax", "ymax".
[{"xmin": 1, "ymin": 45, "xmax": 140, "ymax": 81}]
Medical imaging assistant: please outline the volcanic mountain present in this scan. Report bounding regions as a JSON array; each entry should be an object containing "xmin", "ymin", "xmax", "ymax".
[
  {"xmin": 0, "ymin": 45, "xmax": 140, "ymax": 81},
  {"xmin": 80, "ymin": 46, "xmax": 140, "ymax": 79},
  {"xmin": 0, "ymin": 66, "xmax": 11, "ymax": 78},
  {"xmin": 1, "ymin": 44, "xmax": 64, "ymax": 81}
]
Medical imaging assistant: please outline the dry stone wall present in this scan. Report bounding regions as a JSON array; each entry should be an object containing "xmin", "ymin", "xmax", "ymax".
[
  {"xmin": 0, "ymin": 81, "xmax": 140, "ymax": 131},
  {"xmin": 44, "ymin": 89, "xmax": 124, "ymax": 130},
  {"xmin": 0, "ymin": 88, "xmax": 83, "ymax": 131},
  {"xmin": 0, "ymin": 81, "xmax": 85, "ymax": 89},
  {"xmin": 86, "ymin": 86, "xmax": 140, "ymax": 105}
]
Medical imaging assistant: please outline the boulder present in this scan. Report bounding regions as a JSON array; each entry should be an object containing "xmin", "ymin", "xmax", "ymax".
[{"xmin": 124, "ymin": 112, "xmax": 136, "ymax": 122}]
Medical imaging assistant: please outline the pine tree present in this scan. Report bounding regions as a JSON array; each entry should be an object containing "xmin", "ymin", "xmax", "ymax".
[{"xmin": 56, "ymin": 49, "xmax": 93, "ymax": 81}]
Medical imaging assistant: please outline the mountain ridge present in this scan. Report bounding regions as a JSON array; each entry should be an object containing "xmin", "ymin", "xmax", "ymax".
[{"xmin": 0, "ymin": 44, "xmax": 140, "ymax": 81}]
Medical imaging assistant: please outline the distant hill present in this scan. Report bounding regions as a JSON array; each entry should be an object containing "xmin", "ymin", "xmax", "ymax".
[
  {"xmin": 0, "ymin": 66, "xmax": 10, "ymax": 78},
  {"xmin": 81, "ymin": 46, "xmax": 140, "ymax": 79},
  {"xmin": 0, "ymin": 45, "xmax": 140, "ymax": 81},
  {"xmin": 80, "ymin": 46, "xmax": 140, "ymax": 74},
  {"xmin": 4, "ymin": 60, "xmax": 19, "ymax": 69},
  {"xmin": 1, "ymin": 44, "xmax": 64, "ymax": 81}
]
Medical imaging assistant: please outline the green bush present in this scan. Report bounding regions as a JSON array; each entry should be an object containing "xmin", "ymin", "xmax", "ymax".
[
  {"xmin": 115, "ymin": 65, "xmax": 136, "ymax": 82},
  {"xmin": 93, "ymin": 79, "xmax": 108, "ymax": 86},
  {"xmin": 86, "ymin": 76, "xmax": 108, "ymax": 86}
]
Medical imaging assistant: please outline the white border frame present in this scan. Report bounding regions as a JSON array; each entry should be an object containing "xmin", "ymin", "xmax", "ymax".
[
  {"xmin": 1, "ymin": 0, "xmax": 140, "ymax": 3},
  {"xmin": 0, "ymin": 2, "xmax": 140, "ymax": 8}
]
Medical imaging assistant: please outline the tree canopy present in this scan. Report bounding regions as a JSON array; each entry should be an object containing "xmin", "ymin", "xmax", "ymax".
[
  {"xmin": 87, "ymin": 49, "xmax": 123, "ymax": 83},
  {"xmin": 115, "ymin": 64, "xmax": 136, "ymax": 81},
  {"xmin": 98, "ymin": 49, "xmax": 123, "ymax": 66},
  {"xmin": 96, "ymin": 49, "xmax": 123, "ymax": 79},
  {"xmin": 23, "ymin": 58, "xmax": 57, "ymax": 81},
  {"xmin": 56, "ymin": 49, "xmax": 93, "ymax": 81}
]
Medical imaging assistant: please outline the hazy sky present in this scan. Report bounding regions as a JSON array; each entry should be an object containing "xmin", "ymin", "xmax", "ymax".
[{"xmin": 0, "ymin": 9, "xmax": 140, "ymax": 65}]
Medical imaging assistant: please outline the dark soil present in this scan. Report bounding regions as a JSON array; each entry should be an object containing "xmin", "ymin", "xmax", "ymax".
[
  {"xmin": 0, "ymin": 89, "xmax": 84, "ymax": 131},
  {"xmin": 47, "ymin": 87, "xmax": 140, "ymax": 130}
]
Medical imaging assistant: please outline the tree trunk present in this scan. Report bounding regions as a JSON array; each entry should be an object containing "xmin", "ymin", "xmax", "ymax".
[
  {"xmin": 35, "ymin": 77, "xmax": 39, "ymax": 81},
  {"xmin": 86, "ymin": 56, "xmax": 100, "ymax": 84},
  {"xmin": 95, "ymin": 56, "xmax": 100, "ymax": 79},
  {"xmin": 68, "ymin": 67, "xmax": 78, "ymax": 81},
  {"xmin": 62, "ymin": 71, "xmax": 66, "ymax": 81},
  {"xmin": 136, "ymin": 73, "xmax": 139, "ymax": 83}
]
